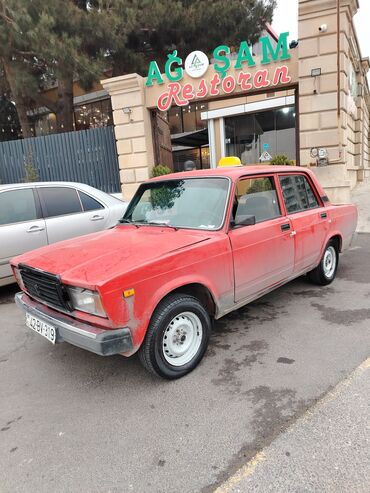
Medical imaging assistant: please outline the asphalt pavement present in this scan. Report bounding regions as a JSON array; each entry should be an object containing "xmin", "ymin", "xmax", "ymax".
[
  {"xmin": 0, "ymin": 234, "xmax": 369, "ymax": 493},
  {"xmin": 215, "ymin": 357, "xmax": 370, "ymax": 493}
]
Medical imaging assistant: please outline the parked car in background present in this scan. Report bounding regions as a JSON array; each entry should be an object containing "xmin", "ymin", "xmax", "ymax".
[
  {"xmin": 0, "ymin": 182, "xmax": 127, "ymax": 286},
  {"xmin": 11, "ymin": 167, "xmax": 357, "ymax": 379}
]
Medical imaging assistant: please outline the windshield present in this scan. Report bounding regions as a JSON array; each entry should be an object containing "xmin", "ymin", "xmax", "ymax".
[{"xmin": 122, "ymin": 178, "xmax": 230, "ymax": 230}]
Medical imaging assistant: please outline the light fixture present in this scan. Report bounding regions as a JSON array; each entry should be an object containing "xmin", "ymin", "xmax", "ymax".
[
  {"xmin": 310, "ymin": 147, "xmax": 318, "ymax": 158},
  {"xmin": 282, "ymin": 107, "xmax": 290, "ymax": 114},
  {"xmin": 311, "ymin": 68, "xmax": 321, "ymax": 77},
  {"xmin": 123, "ymin": 107, "xmax": 134, "ymax": 122}
]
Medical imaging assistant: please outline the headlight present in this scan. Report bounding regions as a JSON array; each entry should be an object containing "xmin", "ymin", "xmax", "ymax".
[
  {"xmin": 67, "ymin": 287, "xmax": 107, "ymax": 317},
  {"xmin": 13, "ymin": 267, "xmax": 25, "ymax": 290}
]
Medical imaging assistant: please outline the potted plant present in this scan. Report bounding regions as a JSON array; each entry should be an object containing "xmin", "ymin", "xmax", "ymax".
[{"xmin": 270, "ymin": 154, "xmax": 294, "ymax": 166}]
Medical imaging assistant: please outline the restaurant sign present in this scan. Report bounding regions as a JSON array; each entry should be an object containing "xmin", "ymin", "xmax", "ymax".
[{"xmin": 146, "ymin": 32, "xmax": 292, "ymax": 111}]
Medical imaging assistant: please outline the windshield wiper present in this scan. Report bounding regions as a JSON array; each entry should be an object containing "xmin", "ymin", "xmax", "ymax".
[
  {"xmin": 118, "ymin": 218, "xmax": 139, "ymax": 228},
  {"xmin": 144, "ymin": 221, "xmax": 178, "ymax": 231}
]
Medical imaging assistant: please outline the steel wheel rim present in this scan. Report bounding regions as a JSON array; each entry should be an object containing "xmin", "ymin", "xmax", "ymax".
[
  {"xmin": 162, "ymin": 311, "xmax": 203, "ymax": 366},
  {"xmin": 323, "ymin": 246, "xmax": 336, "ymax": 278}
]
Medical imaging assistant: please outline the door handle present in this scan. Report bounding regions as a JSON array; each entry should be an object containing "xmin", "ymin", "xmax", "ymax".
[
  {"xmin": 90, "ymin": 215, "xmax": 104, "ymax": 221},
  {"xmin": 27, "ymin": 225, "xmax": 45, "ymax": 233},
  {"xmin": 290, "ymin": 231, "xmax": 297, "ymax": 238},
  {"xmin": 281, "ymin": 223, "xmax": 291, "ymax": 231},
  {"xmin": 320, "ymin": 212, "xmax": 327, "ymax": 219}
]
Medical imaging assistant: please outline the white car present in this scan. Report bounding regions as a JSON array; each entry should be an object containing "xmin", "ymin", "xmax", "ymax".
[{"xmin": 0, "ymin": 182, "xmax": 128, "ymax": 286}]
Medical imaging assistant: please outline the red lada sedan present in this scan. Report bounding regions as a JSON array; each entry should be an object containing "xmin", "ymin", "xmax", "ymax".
[{"xmin": 12, "ymin": 166, "xmax": 357, "ymax": 379}]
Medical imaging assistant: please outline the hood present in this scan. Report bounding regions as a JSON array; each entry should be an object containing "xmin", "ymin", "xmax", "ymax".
[{"xmin": 13, "ymin": 225, "xmax": 211, "ymax": 288}]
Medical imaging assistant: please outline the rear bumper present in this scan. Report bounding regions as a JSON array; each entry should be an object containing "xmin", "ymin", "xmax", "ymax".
[{"xmin": 15, "ymin": 292, "xmax": 133, "ymax": 356}]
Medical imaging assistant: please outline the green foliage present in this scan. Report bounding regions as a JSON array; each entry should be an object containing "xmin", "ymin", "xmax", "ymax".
[
  {"xmin": 150, "ymin": 182, "xmax": 184, "ymax": 210},
  {"xmin": 270, "ymin": 154, "xmax": 294, "ymax": 166},
  {"xmin": 23, "ymin": 149, "xmax": 39, "ymax": 182},
  {"xmin": 151, "ymin": 164, "xmax": 172, "ymax": 178},
  {"xmin": 0, "ymin": 97, "xmax": 20, "ymax": 141},
  {"xmin": 0, "ymin": 0, "xmax": 112, "ymax": 134},
  {"xmin": 0, "ymin": 0, "xmax": 276, "ymax": 135},
  {"xmin": 112, "ymin": 0, "xmax": 276, "ymax": 73},
  {"xmin": 150, "ymin": 165, "xmax": 173, "ymax": 207},
  {"xmin": 249, "ymin": 177, "xmax": 272, "ymax": 194}
]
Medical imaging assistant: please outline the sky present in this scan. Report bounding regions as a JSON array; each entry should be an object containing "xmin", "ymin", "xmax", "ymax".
[{"xmin": 271, "ymin": 0, "xmax": 370, "ymax": 82}]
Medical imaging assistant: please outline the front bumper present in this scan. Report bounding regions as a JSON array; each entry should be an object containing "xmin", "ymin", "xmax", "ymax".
[{"xmin": 15, "ymin": 292, "xmax": 133, "ymax": 356}]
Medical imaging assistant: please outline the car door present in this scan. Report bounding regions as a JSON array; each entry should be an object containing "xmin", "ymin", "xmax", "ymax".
[
  {"xmin": 0, "ymin": 188, "xmax": 47, "ymax": 284},
  {"xmin": 37, "ymin": 186, "xmax": 108, "ymax": 245},
  {"xmin": 77, "ymin": 189, "xmax": 110, "ymax": 230},
  {"xmin": 278, "ymin": 173, "xmax": 329, "ymax": 274},
  {"xmin": 228, "ymin": 174, "xmax": 295, "ymax": 303}
]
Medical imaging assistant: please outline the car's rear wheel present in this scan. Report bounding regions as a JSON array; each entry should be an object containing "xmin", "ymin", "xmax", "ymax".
[
  {"xmin": 138, "ymin": 294, "xmax": 211, "ymax": 379},
  {"xmin": 307, "ymin": 239, "xmax": 339, "ymax": 285}
]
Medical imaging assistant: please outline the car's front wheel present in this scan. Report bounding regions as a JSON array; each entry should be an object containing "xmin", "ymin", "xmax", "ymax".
[
  {"xmin": 138, "ymin": 294, "xmax": 211, "ymax": 379},
  {"xmin": 307, "ymin": 239, "xmax": 339, "ymax": 285}
]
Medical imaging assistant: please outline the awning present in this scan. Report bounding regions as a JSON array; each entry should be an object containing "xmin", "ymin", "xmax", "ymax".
[{"xmin": 171, "ymin": 128, "xmax": 208, "ymax": 147}]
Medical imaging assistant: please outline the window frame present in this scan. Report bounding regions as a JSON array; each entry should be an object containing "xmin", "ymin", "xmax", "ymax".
[
  {"xmin": 0, "ymin": 187, "xmax": 42, "ymax": 227},
  {"xmin": 277, "ymin": 172, "xmax": 323, "ymax": 215},
  {"xmin": 77, "ymin": 190, "xmax": 105, "ymax": 212},
  {"xmin": 36, "ymin": 185, "xmax": 84, "ymax": 219},
  {"xmin": 230, "ymin": 173, "xmax": 283, "ymax": 228}
]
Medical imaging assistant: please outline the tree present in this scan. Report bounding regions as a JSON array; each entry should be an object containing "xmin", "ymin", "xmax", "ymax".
[
  {"xmin": 0, "ymin": 0, "xmax": 276, "ymax": 138},
  {"xmin": 0, "ymin": 0, "xmax": 109, "ymax": 136},
  {"xmin": 107, "ymin": 0, "xmax": 276, "ymax": 75}
]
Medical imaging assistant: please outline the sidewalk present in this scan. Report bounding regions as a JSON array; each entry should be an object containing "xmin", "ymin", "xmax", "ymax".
[
  {"xmin": 215, "ymin": 358, "xmax": 370, "ymax": 493},
  {"xmin": 351, "ymin": 182, "xmax": 370, "ymax": 233}
]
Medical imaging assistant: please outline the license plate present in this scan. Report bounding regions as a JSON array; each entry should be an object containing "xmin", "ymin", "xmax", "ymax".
[{"xmin": 25, "ymin": 313, "xmax": 57, "ymax": 344}]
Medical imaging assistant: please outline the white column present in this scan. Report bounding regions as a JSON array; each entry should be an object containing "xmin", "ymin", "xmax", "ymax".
[{"xmin": 208, "ymin": 119, "xmax": 216, "ymax": 169}]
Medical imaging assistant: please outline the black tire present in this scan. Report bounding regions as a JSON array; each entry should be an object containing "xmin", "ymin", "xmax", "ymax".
[
  {"xmin": 138, "ymin": 294, "xmax": 211, "ymax": 379},
  {"xmin": 307, "ymin": 239, "xmax": 339, "ymax": 285}
]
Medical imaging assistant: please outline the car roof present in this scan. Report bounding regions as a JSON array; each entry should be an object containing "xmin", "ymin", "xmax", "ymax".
[
  {"xmin": 149, "ymin": 165, "xmax": 310, "ymax": 182},
  {"xmin": 0, "ymin": 182, "xmax": 125, "ymax": 205},
  {"xmin": 0, "ymin": 181, "xmax": 96, "ymax": 190}
]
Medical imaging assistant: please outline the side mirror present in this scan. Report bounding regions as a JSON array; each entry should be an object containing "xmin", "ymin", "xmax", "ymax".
[{"xmin": 231, "ymin": 214, "xmax": 256, "ymax": 228}]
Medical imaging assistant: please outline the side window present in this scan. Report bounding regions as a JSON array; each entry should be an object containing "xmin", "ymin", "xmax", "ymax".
[
  {"xmin": 78, "ymin": 191, "xmax": 104, "ymax": 212},
  {"xmin": 0, "ymin": 189, "xmax": 38, "ymax": 225},
  {"xmin": 279, "ymin": 175, "xmax": 319, "ymax": 214},
  {"xmin": 38, "ymin": 187, "xmax": 82, "ymax": 218},
  {"xmin": 234, "ymin": 176, "xmax": 281, "ymax": 224}
]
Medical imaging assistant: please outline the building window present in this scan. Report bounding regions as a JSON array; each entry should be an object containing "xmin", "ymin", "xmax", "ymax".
[
  {"xmin": 168, "ymin": 103, "xmax": 208, "ymax": 135},
  {"xmin": 74, "ymin": 98, "xmax": 113, "ymax": 131},
  {"xmin": 30, "ymin": 98, "xmax": 113, "ymax": 136},
  {"xmin": 224, "ymin": 106, "xmax": 296, "ymax": 164},
  {"xmin": 172, "ymin": 147, "xmax": 210, "ymax": 172},
  {"xmin": 169, "ymin": 107, "xmax": 182, "ymax": 134}
]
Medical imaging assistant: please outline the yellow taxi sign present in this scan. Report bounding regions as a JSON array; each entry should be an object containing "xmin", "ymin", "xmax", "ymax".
[
  {"xmin": 218, "ymin": 156, "xmax": 242, "ymax": 167},
  {"xmin": 123, "ymin": 288, "xmax": 135, "ymax": 298}
]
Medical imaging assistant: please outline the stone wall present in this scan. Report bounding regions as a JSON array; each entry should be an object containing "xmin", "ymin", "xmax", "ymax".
[
  {"xmin": 298, "ymin": 0, "xmax": 370, "ymax": 203},
  {"xmin": 101, "ymin": 74, "xmax": 155, "ymax": 201}
]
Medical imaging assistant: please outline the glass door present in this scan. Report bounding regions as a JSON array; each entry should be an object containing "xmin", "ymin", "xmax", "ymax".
[{"xmin": 224, "ymin": 106, "xmax": 296, "ymax": 165}]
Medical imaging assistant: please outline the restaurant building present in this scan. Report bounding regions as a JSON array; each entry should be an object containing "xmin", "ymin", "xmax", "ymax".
[{"xmin": 102, "ymin": 0, "xmax": 370, "ymax": 204}]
